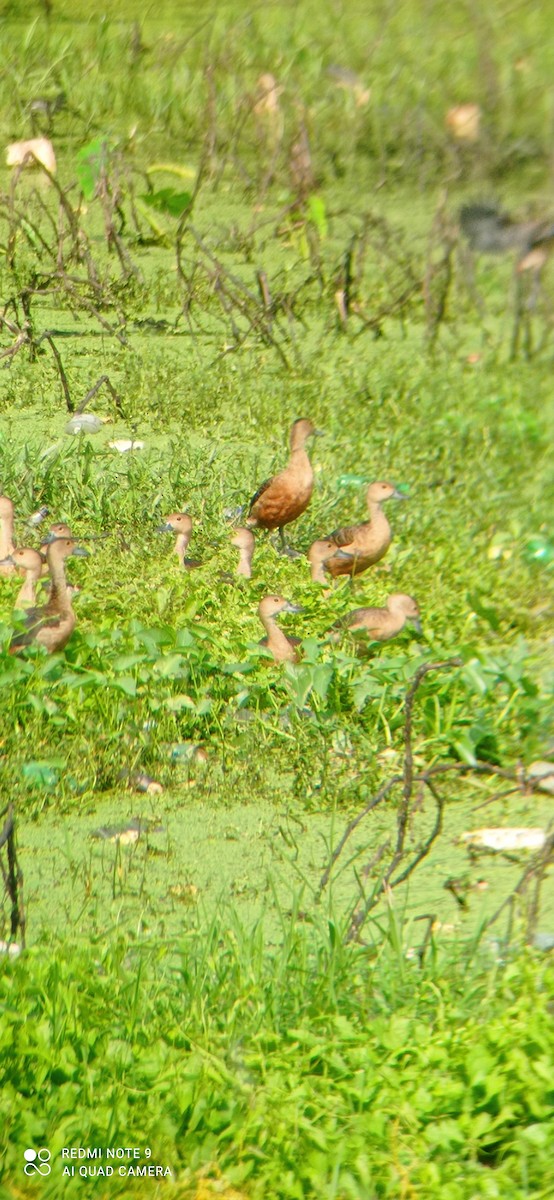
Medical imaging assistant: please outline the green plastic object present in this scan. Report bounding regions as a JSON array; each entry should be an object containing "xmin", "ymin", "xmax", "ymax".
[
  {"xmin": 336, "ymin": 474, "xmax": 368, "ymax": 488},
  {"xmin": 21, "ymin": 761, "xmax": 60, "ymax": 789},
  {"xmin": 524, "ymin": 537, "xmax": 554, "ymax": 566}
]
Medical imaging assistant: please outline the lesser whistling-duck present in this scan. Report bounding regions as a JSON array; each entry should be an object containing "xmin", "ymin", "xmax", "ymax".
[
  {"xmin": 312, "ymin": 481, "xmax": 407, "ymax": 580},
  {"xmin": 10, "ymin": 537, "xmax": 88, "ymax": 654},
  {"xmin": 334, "ymin": 593, "xmax": 422, "ymax": 641},
  {"xmin": 258, "ymin": 595, "xmax": 304, "ymax": 663},
  {"xmin": 246, "ymin": 418, "xmax": 321, "ymax": 556},
  {"xmin": 308, "ymin": 538, "xmax": 341, "ymax": 584},
  {"xmin": 231, "ymin": 528, "xmax": 255, "ymax": 578},
  {"xmin": 39, "ymin": 523, "xmax": 74, "ymax": 574},
  {"xmin": 157, "ymin": 512, "xmax": 201, "ymax": 569},
  {"xmin": 0, "ymin": 547, "xmax": 44, "ymax": 608},
  {"xmin": 0, "ymin": 496, "xmax": 16, "ymax": 576}
]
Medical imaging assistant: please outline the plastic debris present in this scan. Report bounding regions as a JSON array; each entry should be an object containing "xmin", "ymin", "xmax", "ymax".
[
  {"xmin": 524, "ymin": 537, "xmax": 554, "ymax": 567},
  {"xmin": 130, "ymin": 773, "xmax": 164, "ymax": 795},
  {"xmin": 0, "ymin": 941, "xmax": 21, "ymax": 958},
  {"xmin": 445, "ymin": 104, "xmax": 481, "ymax": 143},
  {"xmin": 461, "ymin": 827, "xmax": 546, "ymax": 853},
  {"xmin": 91, "ymin": 817, "xmax": 164, "ymax": 844},
  {"xmin": 65, "ymin": 414, "xmax": 112, "ymax": 435},
  {"xmin": 528, "ymin": 761, "xmax": 554, "ymax": 795},
  {"xmin": 26, "ymin": 505, "xmax": 49, "ymax": 527},
  {"xmin": 533, "ymin": 933, "xmax": 554, "ymax": 952},
  {"xmin": 6, "ymin": 136, "xmax": 56, "ymax": 173},
  {"xmin": 108, "ymin": 440, "xmax": 145, "ymax": 452}
]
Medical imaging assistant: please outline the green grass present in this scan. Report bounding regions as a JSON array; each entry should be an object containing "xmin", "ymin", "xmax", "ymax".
[
  {"xmin": 0, "ymin": 0, "xmax": 554, "ymax": 1196},
  {"xmin": 2, "ymin": 916, "xmax": 554, "ymax": 1199}
]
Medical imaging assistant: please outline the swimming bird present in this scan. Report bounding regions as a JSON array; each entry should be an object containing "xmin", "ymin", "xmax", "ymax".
[
  {"xmin": 157, "ymin": 512, "xmax": 201, "ymax": 568},
  {"xmin": 0, "ymin": 496, "xmax": 16, "ymax": 576},
  {"xmin": 246, "ymin": 418, "xmax": 321, "ymax": 556},
  {"xmin": 258, "ymin": 595, "xmax": 304, "ymax": 663},
  {"xmin": 231, "ymin": 528, "xmax": 255, "ymax": 578},
  {"xmin": 10, "ymin": 537, "xmax": 88, "ymax": 654},
  {"xmin": 333, "ymin": 593, "xmax": 422, "ymax": 641},
  {"xmin": 311, "ymin": 481, "xmax": 407, "ymax": 580},
  {"xmin": 0, "ymin": 547, "xmax": 44, "ymax": 608}
]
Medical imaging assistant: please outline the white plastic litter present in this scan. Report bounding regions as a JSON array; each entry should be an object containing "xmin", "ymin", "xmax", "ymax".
[
  {"xmin": 461, "ymin": 827, "xmax": 547, "ymax": 853},
  {"xmin": 528, "ymin": 762, "xmax": 554, "ymax": 795},
  {"xmin": 108, "ymin": 439, "xmax": 145, "ymax": 452},
  {"xmin": 65, "ymin": 414, "xmax": 111, "ymax": 435},
  {"xmin": 0, "ymin": 940, "xmax": 21, "ymax": 958},
  {"xmin": 6, "ymin": 137, "xmax": 56, "ymax": 173}
]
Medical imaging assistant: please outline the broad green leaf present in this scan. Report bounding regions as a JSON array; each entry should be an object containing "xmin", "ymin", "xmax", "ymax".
[
  {"xmin": 140, "ymin": 188, "xmax": 192, "ymax": 219},
  {"xmin": 76, "ymin": 138, "xmax": 110, "ymax": 200}
]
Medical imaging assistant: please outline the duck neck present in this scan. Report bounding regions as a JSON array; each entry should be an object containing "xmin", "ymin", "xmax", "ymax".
[
  {"xmin": 386, "ymin": 611, "xmax": 406, "ymax": 635},
  {"xmin": 237, "ymin": 551, "xmax": 252, "ymax": 578},
  {"xmin": 310, "ymin": 559, "xmax": 327, "ymax": 584},
  {"xmin": 175, "ymin": 533, "xmax": 190, "ymax": 565},
  {"xmin": 367, "ymin": 499, "xmax": 390, "ymax": 531},
  {"xmin": 16, "ymin": 569, "xmax": 41, "ymax": 608},
  {"xmin": 263, "ymin": 615, "xmax": 293, "ymax": 657},
  {"xmin": 0, "ymin": 509, "xmax": 15, "ymax": 558},
  {"xmin": 46, "ymin": 554, "xmax": 72, "ymax": 614},
  {"xmin": 289, "ymin": 443, "xmax": 310, "ymax": 466}
]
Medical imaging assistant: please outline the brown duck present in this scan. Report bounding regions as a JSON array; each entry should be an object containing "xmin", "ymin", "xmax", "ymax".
[
  {"xmin": 308, "ymin": 538, "xmax": 340, "ymax": 584},
  {"xmin": 334, "ymin": 593, "xmax": 422, "ymax": 641},
  {"xmin": 10, "ymin": 537, "xmax": 88, "ymax": 654},
  {"xmin": 258, "ymin": 595, "xmax": 304, "ymax": 663},
  {"xmin": 0, "ymin": 547, "xmax": 44, "ymax": 608},
  {"xmin": 246, "ymin": 418, "xmax": 320, "ymax": 555},
  {"xmin": 231, "ymin": 528, "xmax": 255, "ymax": 578},
  {"xmin": 312, "ymin": 480, "xmax": 407, "ymax": 580},
  {"xmin": 0, "ymin": 496, "xmax": 16, "ymax": 576},
  {"xmin": 158, "ymin": 512, "xmax": 201, "ymax": 568}
]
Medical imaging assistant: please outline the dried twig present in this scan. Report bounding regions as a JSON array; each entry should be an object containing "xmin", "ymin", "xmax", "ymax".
[{"xmin": 0, "ymin": 805, "xmax": 26, "ymax": 948}]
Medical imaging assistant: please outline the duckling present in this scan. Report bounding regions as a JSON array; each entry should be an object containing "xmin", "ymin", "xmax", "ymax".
[
  {"xmin": 246, "ymin": 418, "xmax": 321, "ymax": 556},
  {"xmin": 10, "ymin": 537, "xmax": 88, "ymax": 654},
  {"xmin": 0, "ymin": 547, "xmax": 44, "ymax": 608},
  {"xmin": 231, "ymin": 528, "xmax": 255, "ymax": 578},
  {"xmin": 258, "ymin": 595, "xmax": 304, "ymax": 663},
  {"xmin": 313, "ymin": 481, "xmax": 407, "ymax": 580},
  {"xmin": 157, "ymin": 512, "xmax": 201, "ymax": 569},
  {"xmin": 333, "ymin": 593, "xmax": 422, "ymax": 641},
  {"xmin": 0, "ymin": 496, "xmax": 16, "ymax": 576}
]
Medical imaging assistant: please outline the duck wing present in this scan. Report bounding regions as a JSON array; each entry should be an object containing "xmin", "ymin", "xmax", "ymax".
[
  {"xmin": 248, "ymin": 477, "xmax": 273, "ymax": 515},
  {"xmin": 10, "ymin": 609, "xmax": 63, "ymax": 650},
  {"xmin": 327, "ymin": 523, "xmax": 361, "ymax": 549}
]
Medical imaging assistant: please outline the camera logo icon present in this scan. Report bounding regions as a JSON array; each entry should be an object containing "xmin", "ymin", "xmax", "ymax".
[{"xmin": 24, "ymin": 1148, "xmax": 51, "ymax": 1176}]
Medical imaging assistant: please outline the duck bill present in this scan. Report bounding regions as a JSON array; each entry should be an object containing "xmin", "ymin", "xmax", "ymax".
[
  {"xmin": 71, "ymin": 546, "xmax": 90, "ymax": 558},
  {"xmin": 411, "ymin": 617, "xmax": 423, "ymax": 634},
  {"xmin": 283, "ymin": 602, "xmax": 304, "ymax": 614},
  {"xmin": 392, "ymin": 489, "xmax": 409, "ymax": 500},
  {"xmin": 156, "ymin": 523, "xmax": 174, "ymax": 533},
  {"xmin": 0, "ymin": 555, "xmax": 14, "ymax": 567}
]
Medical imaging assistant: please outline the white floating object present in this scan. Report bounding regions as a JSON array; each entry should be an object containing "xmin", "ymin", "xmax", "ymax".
[
  {"xmin": 445, "ymin": 104, "xmax": 481, "ymax": 143},
  {"xmin": 0, "ymin": 940, "xmax": 21, "ymax": 958},
  {"xmin": 6, "ymin": 137, "xmax": 56, "ymax": 173},
  {"xmin": 461, "ymin": 827, "xmax": 547, "ymax": 853},
  {"xmin": 65, "ymin": 414, "xmax": 112, "ymax": 435},
  {"xmin": 108, "ymin": 439, "xmax": 145, "ymax": 453},
  {"xmin": 528, "ymin": 762, "xmax": 554, "ymax": 796}
]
